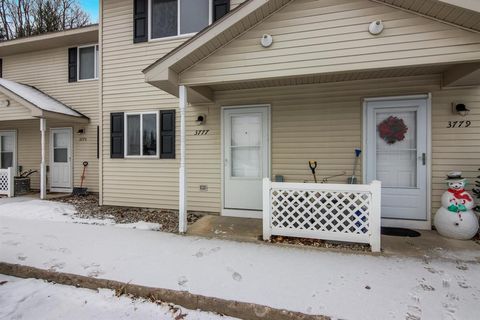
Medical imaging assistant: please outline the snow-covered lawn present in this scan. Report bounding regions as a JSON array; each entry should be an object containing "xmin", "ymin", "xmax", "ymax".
[
  {"xmin": 0, "ymin": 197, "xmax": 161, "ymax": 231},
  {"xmin": 0, "ymin": 275, "xmax": 237, "ymax": 320},
  {"xmin": 1, "ymin": 197, "xmax": 480, "ymax": 319}
]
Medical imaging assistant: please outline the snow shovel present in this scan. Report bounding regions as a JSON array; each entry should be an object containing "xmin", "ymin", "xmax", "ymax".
[
  {"xmin": 72, "ymin": 161, "xmax": 89, "ymax": 196},
  {"xmin": 347, "ymin": 149, "xmax": 362, "ymax": 184},
  {"xmin": 309, "ymin": 160, "xmax": 318, "ymax": 183}
]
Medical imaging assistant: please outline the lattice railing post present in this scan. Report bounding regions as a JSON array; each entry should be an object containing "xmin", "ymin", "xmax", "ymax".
[
  {"xmin": 369, "ymin": 180, "xmax": 382, "ymax": 252},
  {"xmin": 262, "ymin": 178, "xmax": 272, "ymax": 240}
]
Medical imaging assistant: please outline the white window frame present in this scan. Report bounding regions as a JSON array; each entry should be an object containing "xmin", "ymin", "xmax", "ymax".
[
  {"xmin": 124, "ymin": 111, "xmax": 160, "ymax": 158},
  {"xmin": 148, "ymin": 0, "xmax": 213, "ymax": 41},
  {"xmin": 77, "ymin": 44, "xmax": 99, "ymax": 81}
]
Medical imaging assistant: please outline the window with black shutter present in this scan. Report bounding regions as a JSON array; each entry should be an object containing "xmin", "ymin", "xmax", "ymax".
[
  {"xmin": 111, "ymin": 112, "xmax": 125, "ymax": 158},
  {"xmin": 213, "ymin": 0, "xmax": 230, "ymax": 22},
  {"xmin": 160, "ymin": 110, "xmax": 176, "ymax": 159},
  {"xmin": 68, "ymin": 47, "xmax": 77, "ymax": 82},
  {"xmin": 134, "ymin": 0, "xmax": 148, "ymax": 43}
]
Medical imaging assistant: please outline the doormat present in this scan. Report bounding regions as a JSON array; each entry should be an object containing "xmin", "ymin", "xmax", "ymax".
[{"xmin": 381, "ymin": 227, "xmax": 421, "ymax": 237}]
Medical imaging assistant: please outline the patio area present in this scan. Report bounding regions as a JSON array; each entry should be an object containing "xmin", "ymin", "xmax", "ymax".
[{"xmin": 187, "ymin": 215, "xmax": 480, "ymax": 262}]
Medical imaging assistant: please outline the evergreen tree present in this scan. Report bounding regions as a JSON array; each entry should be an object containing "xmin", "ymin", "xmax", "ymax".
[{"xmin": 473, "ymin": 168, "xmax": 480, "ymax": 212}]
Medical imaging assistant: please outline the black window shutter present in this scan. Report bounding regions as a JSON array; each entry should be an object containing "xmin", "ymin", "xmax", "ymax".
[
  {"xmin": 213, "ymin": 0, "xmax": 230, "ymax": 22},
  {"xmin": 134, "ymin": 0, "xmax": 148, "ymax": 43},
  {"xmin": 160, "ymin": 110, "xmax": 175, "ymax": 159},
  {"xmin": 0, "ymin": 59, "xmax": 3, "ymax": 78},
  {"xmin": 68, "ymin": 47, "xmax": 77, "ymax": 82},
  {"xmin": 111, "ymin": 112, "xmax": 125, "ymax": 158}
]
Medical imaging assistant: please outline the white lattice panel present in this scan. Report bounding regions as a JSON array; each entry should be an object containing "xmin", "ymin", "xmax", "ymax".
[
  {"xmin": 0, "ymin": 168, "xmax": 13, "ymax": 197},
  {"xmin": 271, "ymin": 189, "xmax": 370, "ymax": 234},
  {"xmin": 263, "ymin": 179, "xmax": 382, "ymax": 252},
  {"xmin": 0, "ymin": 170, "xmax": 9, "ymax": 193}
]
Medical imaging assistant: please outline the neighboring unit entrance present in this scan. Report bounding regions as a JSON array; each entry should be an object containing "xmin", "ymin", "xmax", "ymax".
[
  {"xmin": 0, "ymin": 131, "xmax": 16, "ymax": 170},
  {"xmin": 50, "ymin": 128, "xmax": 73, "ymax": 192},
  {"xmin": 223, "ymin": 106, "xmax": 270, "ymax": 218},
  {"xmin": 364, "ymin": 97, "xmax": 429, "ymax": 225}
]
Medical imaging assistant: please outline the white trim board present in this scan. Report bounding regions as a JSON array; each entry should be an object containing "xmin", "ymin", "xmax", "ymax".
[
  {"xmin": 220, "ymin": 104, "xmax": 271, "ymax": 219},
  {"xmin": 362, "ymin": 94, "xmax": 432, "ymax": 230}
]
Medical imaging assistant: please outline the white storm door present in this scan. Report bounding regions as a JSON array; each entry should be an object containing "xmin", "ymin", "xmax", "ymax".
[
  {"xmin": 50, "ymin": 128, "xmax": 72, "ymax": 191},
  {"xmin": 365, "ymin": 98, "xmax": 428, "ymax": 221},
  {"xmin": 224, "ymin": 107, "xmax": 269, "ymax": 214},
  {"xmin": 0, "ymin": 131, "xmax": 16, "ymax": 170}
]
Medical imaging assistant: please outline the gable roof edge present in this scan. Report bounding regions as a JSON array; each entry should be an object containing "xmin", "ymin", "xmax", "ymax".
[{"xmin": 143, "ymin": 0, "xmax": 293, "ymax": 78}]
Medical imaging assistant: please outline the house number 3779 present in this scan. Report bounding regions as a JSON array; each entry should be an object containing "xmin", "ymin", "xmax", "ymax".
[{"xmin": 447, "ymin": 120, "xmax": 471, "ymax": 128}]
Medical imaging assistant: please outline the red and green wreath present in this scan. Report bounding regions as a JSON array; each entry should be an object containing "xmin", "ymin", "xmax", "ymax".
[{"xmin": 378, "ymin": 116, "xmax": 408, "ymax": 144}]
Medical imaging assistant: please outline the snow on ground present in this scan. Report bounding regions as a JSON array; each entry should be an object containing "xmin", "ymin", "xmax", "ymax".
[
  {"xmin": 0, "ymin": 274, "xmax": 238, "ymax": 320},
  {"xmin": 1, "ymin": 210, "xmax": 480, "ymax": 320},
  {"xmin": 0, "ymin": 197, "xmax": 161, "ymax": 231}
]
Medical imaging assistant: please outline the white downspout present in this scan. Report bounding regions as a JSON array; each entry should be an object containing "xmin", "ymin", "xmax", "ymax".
[
  {"xmin": 40, "ymin": 118, "xmax": 47, "ymax": 200},
  {"xmin": 178, "ymin": 85, "xmax": 188, "ymax": 233}
]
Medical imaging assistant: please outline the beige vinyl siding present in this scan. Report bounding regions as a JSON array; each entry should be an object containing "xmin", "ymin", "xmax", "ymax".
[
  {"xmin": 0, "ymin": 118, "xmax": 98, "ymax": 191},
  {"xmin": 230, "ymin": 0, "xmax": 247, "ymax": 10},
  {"xmin": 180, "ymin": 0, "xmax": 480, "ymax": 85},
  {"xmin": 0, "ymin": 93, "xmax": 33, "ymax": 120},
  {"xmin": 102, "ymin": 0, "xmax": 224, "ymax": 211},
  {"xmin": 103, "ymin": 0, "xmax": 479, "ymax": 217},
  {"xmin": 213, "ymin": 74, "xmax": 480, "ymax": 214},
  {"xmin": 101, "ymin": 0, "xmax": 245, "ymax": 210},
  {"xmin": 2, "ymin": 46, "xmax": 99, "ymax": 191}
]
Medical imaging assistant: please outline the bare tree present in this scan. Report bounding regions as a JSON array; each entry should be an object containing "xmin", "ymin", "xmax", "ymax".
[{"xmin": 0, "ymin": 0, "xmax": 91, "ymax": 40}]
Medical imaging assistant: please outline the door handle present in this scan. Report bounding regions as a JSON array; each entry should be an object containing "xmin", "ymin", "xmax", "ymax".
[{"xmin": 419, "ymin": 153, "xmax": 426, "ymax": 166}]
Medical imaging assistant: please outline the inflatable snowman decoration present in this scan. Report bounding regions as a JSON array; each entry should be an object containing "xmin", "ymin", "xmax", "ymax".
[{"xmin": 434, "ymin": 172, "xmax": 479, "ymax": 240}]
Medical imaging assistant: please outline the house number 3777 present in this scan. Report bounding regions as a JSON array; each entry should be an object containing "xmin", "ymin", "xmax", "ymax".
[
  {"xmin": 447, "ymin": 120, "xmax": 471, "ymax": 128},
  {"xmin": 194, "ymin": 130, "xmax": 210, "ymax": 135}
]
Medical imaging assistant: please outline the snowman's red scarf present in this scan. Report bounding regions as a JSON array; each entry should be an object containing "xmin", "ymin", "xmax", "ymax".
[{"xmin": 447, "ymin": 188, "xmax": 472, "ymax": 202}]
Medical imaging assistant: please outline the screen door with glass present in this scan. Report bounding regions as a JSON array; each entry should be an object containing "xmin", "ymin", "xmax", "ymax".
[
  {"xmin": 50, "ymin": 128, "xmax": 72, "ymax": 190},
  {"xmin": 223, "ymin": 107, "xmax": 269, "ymax": 215},
  {"xmin": 365, "ymin": 98, "xmax": 428, "ymax": 221}
]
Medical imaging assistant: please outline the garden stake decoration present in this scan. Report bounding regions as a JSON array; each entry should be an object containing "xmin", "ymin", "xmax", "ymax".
[
  {"xmin": 308, "ymin": 160, "xmax": 318, "ymax": 183},
  {"xmin": 378, "ymin": 116, "xmax": 408, "ymax": 144},
  {"xmin": 434, "ymin": 172, "xmax": 479, "ymax": 240}
]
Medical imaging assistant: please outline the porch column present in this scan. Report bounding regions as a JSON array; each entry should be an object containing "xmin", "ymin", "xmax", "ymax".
[
  {"xmin": 178, "ymin": 85, "xmax": 188, "ymax": 233},
  {"xmin": 40, "ymin": 118, "xmax": 47, "ymax": 200}
]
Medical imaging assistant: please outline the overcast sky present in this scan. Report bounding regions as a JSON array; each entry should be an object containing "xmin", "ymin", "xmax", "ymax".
[{"xmin": 80, "ymin": 0, "xmax": 99, "ymax": 23}]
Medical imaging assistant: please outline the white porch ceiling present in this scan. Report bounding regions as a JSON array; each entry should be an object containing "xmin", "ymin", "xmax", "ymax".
[{"xmin": 207, "ymin": 65, "xmax": 450, "ymax": 91}]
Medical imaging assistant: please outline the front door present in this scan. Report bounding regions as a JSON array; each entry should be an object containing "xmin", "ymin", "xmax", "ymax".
[
  {"xmin": 0, "ymin": 131, "xmax": 16, "ymax": 170},
  {"xmin": 50, "ymin": 128, "xmax": 72, "ymax": 191},
  {"xmin": 365, "ymin": 98, "xmax": 428, "ymax": 222},
  {"xmin": 223, "ymin": 106, "xmax": 269, "ymax": 217}
]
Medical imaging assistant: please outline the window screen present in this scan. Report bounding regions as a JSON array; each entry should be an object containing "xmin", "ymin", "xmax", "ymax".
[
  {"xmin": 143, "ymin": 113, "xmax": 157, "ymax": 155},
  {"xmin": 79, "ymin": 46, "xmax": 95, "ymax": 80},
  {"xmin": 127, "ymin": 115, "xmax": 141, "ymax": 156},
  {"xmin": 180, "ymin": 0, "xmax": 209, "ymax": 34},
  {"xmin": 151, "ymin": 0, "xmax": 178, "ymax": 39}
]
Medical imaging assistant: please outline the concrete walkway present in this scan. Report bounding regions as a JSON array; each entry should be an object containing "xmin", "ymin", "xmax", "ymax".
[
  {"xmin": 1, "ymin": 214, "xmax": 480, "ymax": 320},
  {"xmin": 188, "ymin": 215, "xmax": 480, "ymax": 261}
]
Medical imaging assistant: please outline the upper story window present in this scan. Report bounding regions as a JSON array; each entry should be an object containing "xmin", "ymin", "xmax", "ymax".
[
  {"xmin": 78, "ymin": 45, "xmax": 99, "ymax": 80},
  {"xmin": 134, "ymin": 0, "xmax": 229, "ymax": 42},
  {"xmin": 150, "ymin": 0, "xmax": 210, "ymax": 39}
]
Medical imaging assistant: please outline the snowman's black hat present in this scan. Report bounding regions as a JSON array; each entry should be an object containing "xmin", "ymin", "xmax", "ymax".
[{"xmin": 445, "ymin": 171, "xmax": 465, "ymax": 181}]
